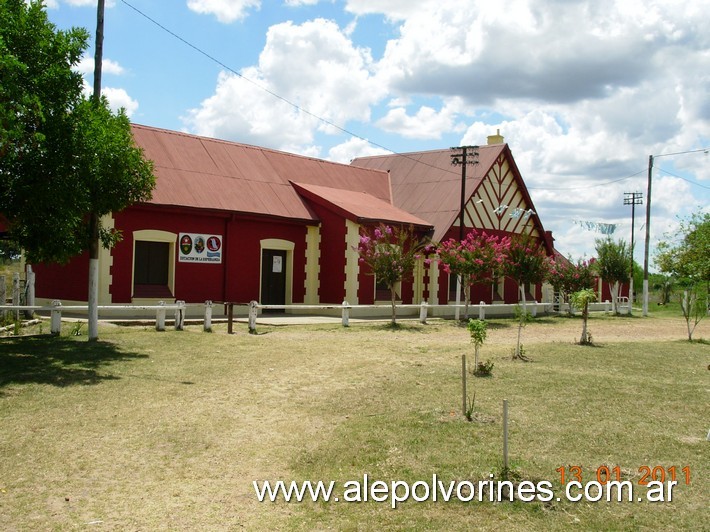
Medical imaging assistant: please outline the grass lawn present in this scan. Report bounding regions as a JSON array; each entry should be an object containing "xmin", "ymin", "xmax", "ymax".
[{"xmin": 0, "ymin": 315, "xmax": 708, "ymax": 530}]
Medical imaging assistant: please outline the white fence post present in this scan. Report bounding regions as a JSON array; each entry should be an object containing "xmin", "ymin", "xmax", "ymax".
[
  {"xmin": 248, "ymin": 300, "xmax": 258, "ymax": 334},
  {"xmin": 50, "ymin": 300, "xmax": 62, "ymax": 335},
  {"xmin": 605, "ymin": 300, "xmax": 611, "ymax": 314},
  {"xmin": 12, "ymin": 272, "xmax": 20, "ymax": 321},
  {"xmin": 25, "ymin": 268, "xmax": 35, "ymax": 319},
  {"xmin": 419, "ymin": 301, "xmax": 428, "ymax": 324},
  {"xmin": 0, "ymin": 275, "xmax": 5, "ymax": 321},
  {"xmin": 342, "ymin": 300, "xmax": 350, "ymax": 327},
  {"xmin": 174, "ymin": 300, "xmax": 185, "ymax": 330},
  {"xmin": 204, "ymin": 300, "xmax": 213, "ymax": 332},
  {"xmin": 531, "ymin": 301, "xmax": 538, "ymax": 318},
  {"xmin": 479, "ymin": 301, "xmax": 486, "ymax": 321},
  {"xmin": 156, "ymin": 301, "xmax": 166, "ymax": 331}
]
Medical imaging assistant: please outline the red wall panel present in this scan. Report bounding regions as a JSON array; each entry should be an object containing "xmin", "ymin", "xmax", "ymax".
[
  {"xmin": 33, "ymin": 252, "xmax": 90, "ymax": 301},
  {"xmin": 308, "ymin": 204, "xmax": 346, "ymax": 304}
]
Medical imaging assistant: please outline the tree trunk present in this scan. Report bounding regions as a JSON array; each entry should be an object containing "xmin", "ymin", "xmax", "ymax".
[
  {"xmin": 514, "ymin": 282, "xmax": 526, "ymax": 359},
  {"xmin": 580, "ymin": 300, "xmax": 589, "ymax": 344},
  {"xmin": 683, "ymin": 290, "xmax": 693, "ymax": 341},
  {"xmin": 464, "ymin": 280, "xmax": 470, "ymax": 320},
  {"xmin": 88, "ymin": 213, "xmax": 99, "ymax": 341}
]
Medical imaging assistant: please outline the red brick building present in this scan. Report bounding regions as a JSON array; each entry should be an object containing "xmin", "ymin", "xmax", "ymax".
[{"xmin": 30, "ymin": 126, "xmax": 556, "ymax": 310}]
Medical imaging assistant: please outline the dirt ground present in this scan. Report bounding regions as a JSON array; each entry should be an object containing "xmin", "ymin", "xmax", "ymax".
[{"xmin": 484, "ymin": 314, "xmax": 709, "ymax": 345}]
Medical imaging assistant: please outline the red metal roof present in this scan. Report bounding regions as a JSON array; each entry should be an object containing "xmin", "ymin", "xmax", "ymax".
[
  {"xmin": 351, "ymin": 146, "xmax": 508, "ymax": 240},
  {"xmin": 351, "ymin": 145, "xmax": 549, "ymax": 246},
  {"xmin": 131, "ymin": 124, "xmax": 394, "ymax": 223},
  {"xmin": 291, "ymin": 182, "xmax": 433, "ymax": 228}
]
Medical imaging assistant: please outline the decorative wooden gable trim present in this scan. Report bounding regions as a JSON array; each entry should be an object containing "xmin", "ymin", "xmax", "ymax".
[{"xmin": 459, "ymin": 152, "xmax": 540, "ymax": 238}]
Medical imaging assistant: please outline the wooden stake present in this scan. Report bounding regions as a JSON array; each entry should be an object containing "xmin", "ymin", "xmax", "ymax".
[
  {"xmin": 461, "ymin": 354, "xmax": 467, "ymax": 417},
  {"xmin": 503, "ymin": 399, "xmax": 509, "ymax": 473}
]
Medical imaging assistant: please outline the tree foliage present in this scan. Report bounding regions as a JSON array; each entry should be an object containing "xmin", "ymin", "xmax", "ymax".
[
  {"xmin": 594, "ymin": 238, "xmax": 630, "ymax": 286},
  {"xmin": 570, "ymin": 288, "xmax": 596, "ymax": 345},
  {"xmin": 503, "ymin": 233, "xmax": 550, "ymax": 288},
  {"xmin": 503, "ymin": 233, "xmax": 550, "ymax": 360},
  {"xmin": 548, "ymin": 257, "xmax": 596, "ymax": 312},
  {"xmin": 594, "ymin": 238, "xmax": 630, "ymax": 313},
  {"xmin": 355, "ymin": 223, "xmax": 427, "ymax": 325},
  {"xmin": 436, "ymin": 230, "xmax": 509, "ymax": 318},
  {"xmin": 656, "ymin": 212, "xmax": 710, "ymax": 284},
  {"xmin": 0, "ymin": 0, "xmax": 155, "ymax": 264},
  {"xmin": 655, "ymin": 211, "xmax": 709, "ymax": 340}
]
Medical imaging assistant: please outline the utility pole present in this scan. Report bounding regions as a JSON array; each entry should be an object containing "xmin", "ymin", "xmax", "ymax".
[
  {"xmin": 93, "ymin": 0, "xmax": 104, "ymax": 101},
  {"xmin": 623, "ymin": 192, "xmax": 643, "ymax": 309},
  {"xmin": 450, "ymin": 146, "xmax": 480, "ymax": 241},
  {"xmin": 87, "ymin": 0, "xmax": 105, "ymax": 341},
  {"xmin": 642, "ymin": 156, "xmax": 653, "ymax": 317},
  {"xmin": 641, "ymin": 147, "xmax": 710, "ymax": 316},
  {"xmin": 450, "ymin": 146, "xmax": 479, "ymax": 320}
]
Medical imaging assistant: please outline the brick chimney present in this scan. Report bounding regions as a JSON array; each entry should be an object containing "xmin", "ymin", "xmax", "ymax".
[{"xmin": 487, "ymin": 129, "xmax": 504, "ymax": 145}]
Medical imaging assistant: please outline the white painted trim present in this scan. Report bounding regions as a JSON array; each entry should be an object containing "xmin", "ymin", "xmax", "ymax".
[
  {"xmin": 98, "ymin": 214, "xmax": 114, "ymax": 304},
  {"xmin": 260, "ymin": 238, "xmax": 295, "ymax": 251},
  {"xmin": 259, "ymin": 239, "xmax": 294, "ymax": 304},
  {"xmin": 428, "ymin": 260, "xmax": 440, "ymax": 305},
  {"xmin": 304, "ymin": 225, "xmax": 321, "ymax": 304},
  {"xmin": 344, "ymin": 220, "xmax": 360, "ymax": 304}
]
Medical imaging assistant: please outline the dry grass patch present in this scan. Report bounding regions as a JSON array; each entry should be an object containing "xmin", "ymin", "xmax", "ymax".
[{"xmin": 0, "ymin": 317, "xmax": 707, "ymax": 530}]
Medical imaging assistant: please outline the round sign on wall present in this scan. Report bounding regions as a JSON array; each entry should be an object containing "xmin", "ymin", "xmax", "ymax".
[{"xmin": 180, "ymin": 235, "xmax": 193, "ymax": 255}]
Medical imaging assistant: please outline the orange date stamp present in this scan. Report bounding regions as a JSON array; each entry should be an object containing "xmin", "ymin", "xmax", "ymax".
[{"xmin": 556, "ymin": 465, "xmax": 691, "ymax": 486}]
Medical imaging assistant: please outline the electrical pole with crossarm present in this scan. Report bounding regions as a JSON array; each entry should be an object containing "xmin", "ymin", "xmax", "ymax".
[
  {"xmin": 624, "ymin": 192, "xmax": 643, "ymax": 309},
  {"xmin": 450, "ymin": 146, "xmax": 479, "ymax": 320}
]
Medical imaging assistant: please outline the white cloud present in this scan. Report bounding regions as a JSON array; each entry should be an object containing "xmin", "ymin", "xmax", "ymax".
[
  {"xmin": 186, "ymin": 0, "xmax": 260, "ymax": 23},
  {"xmin": 376, "ymin": 98, "xmax": 466, "ymax": 139},
  {"xmin": 175, "ymin": 0, "xmax": 709, "ymax": 263},
  {"xmin": 185, "ymin": 18, "xmax": 384, "ymax": 151},
  {"xmin": 102, "ymin": 87, "xmax": 139, "ymax": 117},
  {"xmin": 76, "ymin": 57, "xmax": 126, "ymax": 76},
  {"xmin": 328, "ymin": 137, "xmax": 390, "ymax": 163},
  {"xmin": 79, "ymin": 78, "xmax": 139, "ymax": 117},
  {"xmin": 344, "ymin": 0, "xmax": 437, "ymax": 21}
]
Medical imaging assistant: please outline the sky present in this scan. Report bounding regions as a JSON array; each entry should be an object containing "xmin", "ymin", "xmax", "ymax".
[{"xmin": 46, "ymin": 0, "xmax": 710, "ymax": 268}]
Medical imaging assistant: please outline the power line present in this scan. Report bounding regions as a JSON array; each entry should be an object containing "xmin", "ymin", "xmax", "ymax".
[
  {"xmin": 527, "ymin": 169, "xmax": 646, "ymax": 191},
  {"xmin": 655, "ymin": 166, "xmax": 710, "ymax": 190},
  {"xmin": 654, "ymin": 146, "xmax": 710, "ymax": 158}
]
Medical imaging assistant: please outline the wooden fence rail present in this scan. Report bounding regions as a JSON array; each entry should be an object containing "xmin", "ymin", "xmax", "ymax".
[{"xmin": 1, "ymin": 299, "xmax": 582, "ymax": 336}]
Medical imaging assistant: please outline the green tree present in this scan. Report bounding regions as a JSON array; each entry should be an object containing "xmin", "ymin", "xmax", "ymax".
[
  {"xmin": 1, "ymin": 0, "xmax": 89, "ymax": 258},
  {"xmin": 651, "ymin": 273, "xmax": 674, "ymax": 305},
  {"xmin": 570, "ymin": 288, "xmax": 596, "ymax": 345},
  {"xmin": 355, "ymin": 224, "xmax": 426, "ymax": 325},
  {"xmin": 656, "ymin": 212, "xmax": 709, "ymax": 341},
  {"xmin": 436, "ymin": 230, "xmax": 509, "ymax": 320},
  {"xmin": 467, "ymin": 318, "xmax": 487, "ymax": 374},
  {"xmin": 0, "ymin": 1, "xmax": 155, "ymax": 340},
  {"xmin": 503, "ymin": 233, "xmax": 550, "ymax": 360},
  {"xmin": 548, "ymin": 257, "xmax": 596, "ymax": 315},
  {"xmin": 594, "ymin": 238, "xmax": 630, "ymax": 314}
]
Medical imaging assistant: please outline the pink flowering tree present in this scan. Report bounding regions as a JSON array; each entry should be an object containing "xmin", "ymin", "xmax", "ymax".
[
  {"xmin": 503, "ymin": 233, "xmax": 551, "ymax": 360},
  {"xmin": 355, "ymin": 223, "xmax": 428, "ymax": 325},
  {"xmin": 547, "ymin": 258, "xmax": 596, "ymax": 315},
  {"xmin": 436, "ymin": 230, "xmax": 510, "ymax": 319}
]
